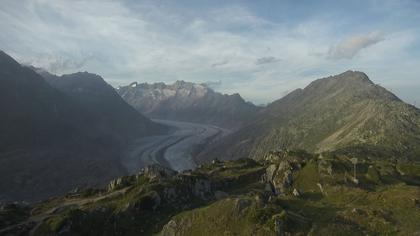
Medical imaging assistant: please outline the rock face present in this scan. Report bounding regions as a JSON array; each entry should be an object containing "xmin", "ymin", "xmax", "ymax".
[
  {"xmin": 273, "ymin": 212, "xmax": 287, "ymax": 236},
  {"xmin": 173, "ymin": 174, "xmax": 214, "ymax": 201},
  {"xmin": 214, "ymin": 190, "xmax": 228, "ymax": 200},
  {"xmin": 200, "ymin": 71, "xmax": 420, "ymax": 161},
  {"xmin": 107, "ymin": 176, "xmax": 136, "ymax": 191},
  {"xmin": 143, "ymin": 165, "xmax": 177, "ymax": 181},
  {"xmin": 117, "ymin": 80, "xmax": 260, "ymax": 128},
  {"xmin": 262, "ymin": 150, "xmax": 305, "ymax": 195},
  {"xmin": 107, "ymin": 165, "xmax": 177, "ymax": 192},
  {"xmin": 160, "ymin": 220, "xmax": 179, "ymax": 236}
]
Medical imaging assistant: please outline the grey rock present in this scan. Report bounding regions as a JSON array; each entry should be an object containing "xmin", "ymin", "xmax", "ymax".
[
  {"xmin": 254, "ymin": 194, "xmax": 266, "ymax": 208},
  {"xmin": 233, "ymin": 198, "xmax": 251, "ymax": 214},
  {"xmin": 150, "ymin": 191, "xmax": 161, "ymax": 211},
  {"xmin": 161, "ymin": 220, "xmax": 178, "ymax": 236},
  {"xmin": 193, "ymin": 179, "xmax": 212, "ymax": 199},
  {"xmin": 164, "ymin": 187, "xmax": 178, "ymax": 200},
  {"xmin": 264, "ymin": 160, "xmax": 294, "ymax": 195},
  {"xmin": 292, "ymin": 188, "xmax": 301, "ymax": 197},
  {"xmin": 264, "ymin": 183, "xmax": 275, "ymax": 194},
  {"xmin": 273, "ymin": 212, "xmax": 287, "ymax": 236},
  {"xmin": 107, "ymin": 176, "xmax": 133, "ymax": 191},
  {"xmin": 214, "ymin": 190, "xmax": 228, "ymax": 200},
  {"xmin": 143, "ymin": 164, "xmax": 177, "ymax": 181}
]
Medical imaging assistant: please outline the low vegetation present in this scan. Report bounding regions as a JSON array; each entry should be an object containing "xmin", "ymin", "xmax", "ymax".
[{"xmin": 1, "ymin": 149, "xmax": 419, "ymax": 235}]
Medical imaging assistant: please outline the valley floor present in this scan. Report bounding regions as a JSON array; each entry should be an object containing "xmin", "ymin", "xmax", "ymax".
[{"xmin": 122, "ymin": 119, "xmax": 229, "ymax": 173}]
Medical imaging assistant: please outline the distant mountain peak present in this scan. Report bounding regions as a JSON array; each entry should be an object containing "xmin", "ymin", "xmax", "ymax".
[
  {"xmin": 337, "ymin": 70, "xmax": 374, "ymax": 84},
  {"xmin": 308, "ymin": 70, "xmax": 374, "ymax": 89},
  {"xmin": 201, "ymin": 70, "xmax": 420, "ymax": 163},
  {"xmin": 173, "ymin": 80, "xmax": 191, "ymax": 86},
  {"xmin": 117, "ymin": 80, "xmax": 259, "ymax": 127},
  {"xmin": 341, "ymin": 70, "xmax": 368, "ymax": 76},
  {"xmin": 301, "ymin": 70, "xmax": 400, "ymax": 103},
  {"xmin": 171, "ymin": 80, "xmax": 209, "ymax": 92},
  {"xmin": 61, "ymin": 71, "xmax": 104, "ymax": 82}
]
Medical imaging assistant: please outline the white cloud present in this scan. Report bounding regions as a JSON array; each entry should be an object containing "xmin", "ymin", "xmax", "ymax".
[
  {"xmin": 0, "ymin": 1, "xmax": 419, "ymax": 104},
  {"xmin": 20, "ymin": 52, "xmax": 96, "ymax": 74},
  {"xmin": 327, "ymin": 31, "xmax": 385, "ymax": 60}
]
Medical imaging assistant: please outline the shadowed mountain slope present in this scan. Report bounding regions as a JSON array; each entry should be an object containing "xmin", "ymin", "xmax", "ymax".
[
  {"xmin": 36, "ymin": 69, "xmax": 167, "ymax": 142},
  {"xmin": 0, "ymin": 51, "xmax": 165, "ymax": 201}
]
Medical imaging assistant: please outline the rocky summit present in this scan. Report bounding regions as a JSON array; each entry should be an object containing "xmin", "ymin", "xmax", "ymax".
[
  {"xmin": 199, "ymin": 71, "xmax": 420, "ymax": 162},
  {"xmin": 1, "ymin": 150, "xmax": 420, "ymax": 235}
]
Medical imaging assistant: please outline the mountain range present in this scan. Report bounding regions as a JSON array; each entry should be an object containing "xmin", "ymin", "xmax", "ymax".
[
  {"xmin": 1, "ymin": 50, "xmax": 420, "ymax": 235},
  {"xmin": 117, "ymin": 81, "xmax": 260, "ymax": 128},
  {"xmin": 197, "ymin": 71, "xmax": 420, "ymax": 163},
  {"xmin": 0, "ymin": 51, "xmax": 166, "ymax": 202}
]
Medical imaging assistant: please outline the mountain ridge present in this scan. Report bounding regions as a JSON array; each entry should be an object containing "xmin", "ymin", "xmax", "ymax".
[
  {"xmin": 35, "ymin": 69, "xmax": 167, "ymax": 142},
  {"xmin": 198, "ymin": 71, "xmax": 420, "ymax": 163},
  {"xmin": 117, "ymin": 80, "xmax": 261, "ymax": 128}
]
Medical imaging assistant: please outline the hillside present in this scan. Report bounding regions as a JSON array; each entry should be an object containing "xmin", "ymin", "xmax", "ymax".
[
  {"xmin": 35, "ymin": 69, "xmax": 167, "ymax": 142},
  {"xmin": 117, "ymin": 81, "xmax": 260, "ymax": 128},
  {"xmin": 2, "ymin": 150, "xmax": 419, "ymax": 235},
  {"xmin": 0, "ymin": 52, "xmax": 165, "ymax": 202},
  {"xmin": 198, "ymin": 71, "xmax": 420, "ymax": 162}
]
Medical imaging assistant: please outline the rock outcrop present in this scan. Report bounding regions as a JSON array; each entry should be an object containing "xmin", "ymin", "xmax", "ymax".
[
  {"xmin": 262, "ymin": 150, "xmax": 308, "ymax": 195},
  {"xmin": 143, "ymin": 164, "xmax": 177, "ymax": 182}
]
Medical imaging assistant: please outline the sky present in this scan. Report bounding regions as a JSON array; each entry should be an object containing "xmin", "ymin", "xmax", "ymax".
[{"xmin": 0, "ymin": 0, "xmax": 419, "ymax": 105}]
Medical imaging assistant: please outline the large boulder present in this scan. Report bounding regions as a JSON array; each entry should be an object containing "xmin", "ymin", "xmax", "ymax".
[
  {"xmin": 143, "ymin": 164, "xmax": 177, "ymax": 181},
  {"xmin": 107, "ymin": 176, "xmax": 135, "ymax": 191},
  {"xmin": 264, "ymin": 160, "xmax": 294, "ymax": 195},
  {"xmin": 262, "ymin": 150, "xmax": 306, "ymax": 195},
  {"xmin": 172, "ymin": 174, "xmax": 215, "ymax": 201}
]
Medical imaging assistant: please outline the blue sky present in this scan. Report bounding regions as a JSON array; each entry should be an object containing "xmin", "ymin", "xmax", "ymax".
[{"xmin": 1, "ymin": 0, "xmax": 419, "ymax": 105}]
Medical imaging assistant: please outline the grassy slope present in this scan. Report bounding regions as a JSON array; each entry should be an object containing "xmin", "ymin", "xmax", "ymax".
[
  {"xmin": 1, "ymin": 152, "xmax": 420, "ymax": 235},
  {"xmin": 162, "ymin": 153, "xmax": 420, "ymax": 235}
]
